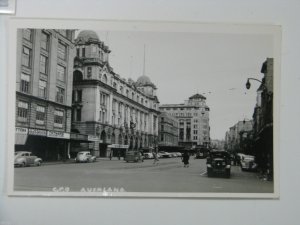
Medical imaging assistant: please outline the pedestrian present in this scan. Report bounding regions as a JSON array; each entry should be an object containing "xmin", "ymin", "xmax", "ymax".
[
  {"xmin": 118, "ymin": 151, "xmax": 121, "ymax": 160},
  {"xmin": 153, "ymin": 152, "xmax": 159, "ymax": 165},
  {"xmin": 109, "ymin": 151, "xmax": 112, "ymax": 160},
  {"xmin": 182, "ymin": 151, "xmax": 190, "ymax": 168}
]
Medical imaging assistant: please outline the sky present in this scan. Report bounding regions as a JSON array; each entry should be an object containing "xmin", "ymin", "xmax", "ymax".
[{"xmin": 76, "ymin": 29, "xmax": 274, "ymax": 140}]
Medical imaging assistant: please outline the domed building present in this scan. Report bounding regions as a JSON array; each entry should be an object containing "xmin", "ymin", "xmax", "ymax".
[{"xmin": 71, "ymin": 30, "xmax": 160, "ymax": 158}]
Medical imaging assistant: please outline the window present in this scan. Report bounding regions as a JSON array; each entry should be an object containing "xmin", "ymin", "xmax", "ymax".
[
  {"xmin": 56, "ymin": 87, "xmax": 65, "ymax": 103},
  {"xmin": 57, "ymin": 64, "xmax": 66, "ymax": 82},
  {"xmin": 77, "ymin": 90, "xmax": 82, "ymax": 102},
  {"xmin": 92, "ymin": 46, "xmax": 97, "ymax": 53},
  {"xmin": 40, "ymin": 32, "xmax": 49, "ymax": 50},
  {"xmin": 17, "ymin": 101, "xmax": 29, "ymax": 122},
  {"xmin": 36, "ymin": 105, "xmax": 46, "ymax": 125},
  {"xmin": 38, "ymin": 80, "xmax": 47, "ymax": 98},
  {"xmin": 120, "ymin": 86, "xmax": 123, "ymax": 94},
  {"xmin": 22, "ymin": 46, "xmax": 31, "ymax": 68},
  {"xmin": 54, "ymin": 110, "xmax": 64, "ymax": 128},
  {"xmin": 87, "ymin": 67, "xmax": 92, "ymax": 77},
  {"xmin": 40, "ymin": 55, "xmax": 48, "ymax": 74},
  {"xmin": 76, "ymin": 108, "xmax": 81, "ymax": 121},
  {"xmin": 23, "ymin": 29, "xmax": 32, "ymax": 41},
  {"xmin": 58, "ymin": 42, "xmax": 67, "ymax": 60},
  {"xmin": 193, "ymin": 130, "xmax": 198, "ymax": 134},
  {"xmin": 20, "ymin": 73, "xmax": 30, "ymax": 93},
  {"xmin": 76, "ymin": 48, "xmax": 80, "ymax": 57},
  {"xmin": 82, "ymin": 48, "xmax": 85, "ymax": 57}
]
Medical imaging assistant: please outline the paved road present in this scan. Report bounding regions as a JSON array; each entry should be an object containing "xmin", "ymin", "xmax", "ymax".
[{"xmin": 14, "ymin": 157, "xmax": 273, "ymax": 193}]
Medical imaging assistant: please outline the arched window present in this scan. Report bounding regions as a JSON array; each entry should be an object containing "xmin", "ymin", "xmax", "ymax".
[
  {"xmin": 113, "ymin": 82, "xmax": 117, "ymax": 89},
  {"xmin": 126, "ymin": 89, "xmax": 129, "ymax": 97},
  {"xmin": 120, "ymin": 86, "xmax": 123, "ymax": 94},
  {"xmin": 141, "ymin": 98, "xmax": 144, "ymax": 104}
]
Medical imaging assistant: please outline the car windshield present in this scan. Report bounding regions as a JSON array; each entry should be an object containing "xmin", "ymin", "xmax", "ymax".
[{"xmin": 211, "ymin": 152, "xmax": 229, "ymax": 158}]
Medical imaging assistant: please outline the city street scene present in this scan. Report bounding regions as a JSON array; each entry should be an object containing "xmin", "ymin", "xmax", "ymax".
[{"xmin": 12, "ymin": 26, "xmax": 277, "ymax": 196}]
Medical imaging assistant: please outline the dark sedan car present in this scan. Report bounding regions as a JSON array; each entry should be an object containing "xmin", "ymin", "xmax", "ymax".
[{"xmin": 206, "ymin": 150, "xmax": 231, "ymax": 178}]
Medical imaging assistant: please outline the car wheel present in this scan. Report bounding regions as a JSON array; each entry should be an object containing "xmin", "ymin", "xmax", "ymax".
[
  {"xmin": 36, "ymin": 161, "xmax": 41, "ymax": 166},
  {"xmin": 22, "ymin": 162, "xmax": 26, "ymax": 167}
]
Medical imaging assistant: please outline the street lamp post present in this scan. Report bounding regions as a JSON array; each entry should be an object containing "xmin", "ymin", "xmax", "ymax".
[{"xmin": 245, "ymin": 78, "xmax": 264, "ymax": 90}]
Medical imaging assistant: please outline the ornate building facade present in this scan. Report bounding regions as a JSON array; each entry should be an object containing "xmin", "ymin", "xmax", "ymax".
[
  {"xmin": 159, "ymin": 94, "xmax": 210, "ymax": 149},
  {"xmin": 158, "ymin": 112, "xmax": 179, "ymax": 151},
  {"xmin": 15, "ymin": 29, "xmax": 76, "ymax": 161},
  {"xmin": 72, "ymin": 30, "xmax": 160, "ymax": 157}
]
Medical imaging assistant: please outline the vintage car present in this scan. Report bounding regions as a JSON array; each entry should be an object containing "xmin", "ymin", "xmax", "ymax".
[
  {"xmin": 206, "ymin": 150, "xmax": 231, "ymax": 178},
  {"xmin": 240, "ymin": 155, "xmax": 258, "ymax": 171},
  {"xmin": 14, "ymin": 151, "xmax": 42, "ymax": 167},
  {"xmin": 158, "ymin": 151, "xmax": 171, "ymax": 158},
  {"xmin": 125, "ymin": 151, "xmax": 144, "ymax": 162},
  {"xmin": 143, "ymin": 152, "xmax": 154, "ymax": 159},
  {"xmin": 75, "ymin": 151, "xmax": 96, "ymax": 163}
]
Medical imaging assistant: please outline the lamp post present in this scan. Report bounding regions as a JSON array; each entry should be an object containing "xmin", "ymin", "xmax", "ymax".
[{"xmin": 245, "ymin": 78, "xmax": 264, "ymax": 90}]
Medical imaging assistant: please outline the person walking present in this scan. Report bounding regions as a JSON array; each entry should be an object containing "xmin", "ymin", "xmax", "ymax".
[
  {"xmin": 153, "ymin": 152, "xmax": 159, "ymax": 165},
  {"xmin": 109, "ymin": 151, "xmax": 113, "ymax": 160},
  {"xmin": 182, "ymin": 151, "xmax": 190, "ymax": 168}
]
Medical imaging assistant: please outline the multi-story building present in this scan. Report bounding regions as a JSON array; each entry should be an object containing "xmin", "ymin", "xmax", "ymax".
[
  {"xmin": 158, "ymin": 112, "xmax": 179, "ymax": 151},
  {"xmin": 159, "ymin": 94, "xmax": 210, "ymax": 149},
  {"xmin": 252, "ymin": 58, "xmax": 273, "ymax": 177},
  {"xmin": 224, "ymin": 120, "xmax": 253, "ymax": 154},
  {"xmin": 72, "ymin": 30, "xmax": 160, "ymax": 157},
  {"xmin": 15, "ymin": 29, "xmax": 76, "ymax": 161}
]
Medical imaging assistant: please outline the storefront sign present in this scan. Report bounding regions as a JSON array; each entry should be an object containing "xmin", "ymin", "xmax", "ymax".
[
  {"xmin": 88, "ymin": 135, "xmax": 100, "ymax": 142},
  {"xmin": 15, "ymin": 127, "xmax": 28, "ymax": 134},
  {"xmin": 47, "ymin": 131, "xmax": 70, "ymax": 139},
  {"xmin": 108, "ymin": 144, "xmax": 129, "ymax": 149},
  {"xmin": 28, "ymin": 128, "xmax": 47, "ymax": 136}
]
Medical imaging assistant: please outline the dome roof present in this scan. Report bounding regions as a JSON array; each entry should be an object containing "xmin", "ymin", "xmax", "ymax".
[
  {"xmin": 76, "ymin": 30, "xmax": 100, "ymax": 43},
  {"xmin": 189, "ymin": 93, "xmax": 206, "ymax": 100},
  {"xmin": 136, "ymin": 75, "xmax": 152, "ymax": 86}
]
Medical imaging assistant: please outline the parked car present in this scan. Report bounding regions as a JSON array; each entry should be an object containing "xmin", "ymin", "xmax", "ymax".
[
  {"xmin": 158, "ymin": 151, "xmax": 171, "ymax": 158},
  {"xmin": 143, "ymin": 152, "xmax": 154, "ymax": 159},
  {"xmin": 14, "ymin": 151, "xmax": 42, "ymax": 167},
  {"xmin": 75, "ymin": 151, "xmax": 96, "ymax": 163},
  {"xmin": 206, "ymin": 150, "xmax": 231, "ymax": 178},
  {"xmin": 125, "ymin": 151, "xmax": 144, "ymax": 162},
  {"xmin": 240, "ymin": 155, "xmax": 258, "ymax": 171}
]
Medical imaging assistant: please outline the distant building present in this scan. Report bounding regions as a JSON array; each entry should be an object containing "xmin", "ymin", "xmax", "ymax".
[
  {"xmin": 211, "ymin": 139, "xmax": 225, "ymax": 150},
  {"xmin": 72, "ymin": 30, "xmax": 160, "ymax": 157},
  {"xmin": 158, "ymin": 112, "xmax": 179, "ymax": 151},
  {"xmin": 15, "ymin": 29, "xmax": 76, "ymax": 161},
  {"xmin": 224, "ymin": 120, "xmax": 253, "ymax": 153},
  {"xmin": 159, "ymin": 94, "xmax": 210, "ymax": 149}
]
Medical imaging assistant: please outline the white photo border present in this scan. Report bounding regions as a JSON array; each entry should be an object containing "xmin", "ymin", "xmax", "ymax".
[
  {"xmin": 0, "ymin": 0, "xmax": 15, "ymax": 14},
  {"xmin": 6, "ymin": 18, "xmax": 281, "ymax": 198}
]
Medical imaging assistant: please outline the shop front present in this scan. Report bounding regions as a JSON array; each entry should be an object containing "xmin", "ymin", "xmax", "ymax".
[{"xmin": 15, "ymin": 127, "xmax": 70, "ymax": 161}]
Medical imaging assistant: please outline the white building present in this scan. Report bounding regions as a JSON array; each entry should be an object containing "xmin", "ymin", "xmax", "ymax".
[
  {"xmin": 159, "ymin": 94, "xmax": 210, "ymax": 148},
  {"xmin": 72, "ymin": 30, "xmax": 160, "ymax": 157}
]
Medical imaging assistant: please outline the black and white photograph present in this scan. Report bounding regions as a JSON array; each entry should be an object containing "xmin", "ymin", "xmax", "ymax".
[
  {"xmin": 0, "ymin": 0, "xmax": 15, "ymax": 14},
  {"xmin": 7, "ymin": 19, "xmax": 280, "ymax": 198}
]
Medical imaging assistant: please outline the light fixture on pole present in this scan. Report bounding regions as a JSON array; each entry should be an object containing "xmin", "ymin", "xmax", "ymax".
[{"xmin": 245, "ymin": 78, "xmax": 263, "ymax": 90}]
